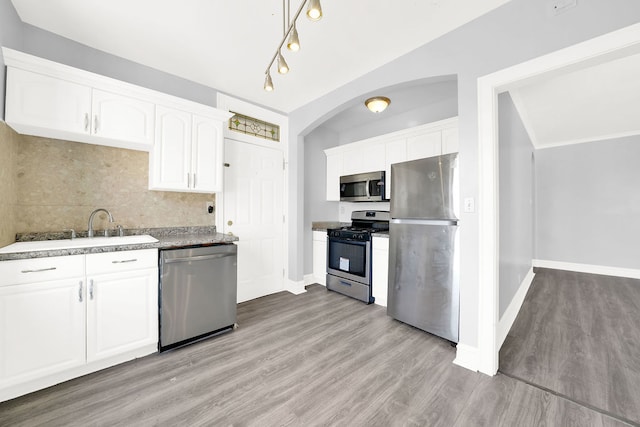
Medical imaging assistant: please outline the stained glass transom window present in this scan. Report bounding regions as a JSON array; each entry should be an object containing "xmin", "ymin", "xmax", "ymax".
[{"xmin": 228, "ymin": 112, "xmax": 280, "ymax": 142}]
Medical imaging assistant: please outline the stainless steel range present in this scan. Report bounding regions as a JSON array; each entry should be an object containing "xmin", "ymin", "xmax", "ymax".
[{"xmin": 326, "ymin": 210, "xmax": 390, "ymax": 304}]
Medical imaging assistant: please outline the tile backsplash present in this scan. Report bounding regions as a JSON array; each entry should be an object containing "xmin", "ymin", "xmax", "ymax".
[{"xmin": 1, "ymin": 122, "xmax": 217, "ymax": 239}]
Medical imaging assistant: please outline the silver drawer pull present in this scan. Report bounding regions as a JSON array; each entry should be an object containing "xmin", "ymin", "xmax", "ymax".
[
  {"xmin": 21, "ymin": 267, "xmax": 57, "ymax": 273},
  {"xmin": 112, "ymin": 259, "xmax": 137, "ymax": 264},
  {"xmin": 79, "ymin": 280, "xmax": 83, "ymax": 303}
]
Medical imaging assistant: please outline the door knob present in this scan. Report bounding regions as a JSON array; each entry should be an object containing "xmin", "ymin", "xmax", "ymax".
[{"xmin": 227, "ymin": 220, "xmax": 233, "ymax": 226}]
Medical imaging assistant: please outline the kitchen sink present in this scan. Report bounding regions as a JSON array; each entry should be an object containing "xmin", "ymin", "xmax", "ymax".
[{"xmin": 0, "ymin": 235, "xmax": 158, "ymax": 254}]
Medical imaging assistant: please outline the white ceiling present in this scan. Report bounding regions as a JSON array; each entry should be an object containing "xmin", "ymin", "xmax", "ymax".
[
  {"xmin": 9, "ymin": 0, "xmax": 510, "ymax": 113},
  {"xmin": 509, "ymin": 51, "xmax": 640, "ymax": 149}
]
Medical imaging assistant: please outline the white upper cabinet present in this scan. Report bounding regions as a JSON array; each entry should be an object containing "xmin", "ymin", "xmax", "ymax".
[
  {"xmin": 406, "ymin": 130, "xmax": 442, "ymax": 161},
  {"xmin": 324, "ymin": 117, "xmax": 459, "ymax": 201},
  {"xmin": 191, "ymin": 114, "xmax": 224, "ymax": 192},
  {"xmin": 5, "ymin": 67, "xmax": 155, "ymax": 151},
  {"xmin": 151, "ymin": 106, "xmax": 192, "ymax": 191},
  {"xmin": 149, "ymin": 107, "xmax": 226, "ymax": 193},
  {"xmin": 5, "ymin": 68, "xmax": 91, "ymax": 135},
  {"xmin": 90, "ymin": 89, "xmax": 155, "ymax": 147},
  {"xmin": 2, "ymin": 48, "xmax": 231, "ymax": 156}
]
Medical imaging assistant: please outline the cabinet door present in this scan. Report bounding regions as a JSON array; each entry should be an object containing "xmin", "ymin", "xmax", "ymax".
[
  {"xmin": 407, "ymin": 130, "xmax": 442, "ymax": 161},
  {"xmin": 0, "ymin": 278, "xmax": 85, "ymax": 387},
  {"xmin": 91, "ymin": 89, "xmax": 155, "ymax": 148},
  {"xmin": 86, "ymin": 268, "xmax": 158, "ymax": 362},
  {"xmin": 326, "ymin": 153, "xmax": 342, "ymax": 201},
  {"xmin": 312, "ymin": 231, "xmax": 327, "ymax": 285},
  {"xmin": 191, "ymin": 114, "xmax": 224, "ymax": 192},
  {"xmin": 150, "ymin": 106, "xmax": 192, "ymax": 191},
  {"xmin": 385, "ymin": 138, "xmax": 407, "ymax": 200},
  {"xmin": 5, "ymin": 67, "xmax": 91, "ymax": 135},
  {"xmin": 372, "ymin": 237, "xmax": 389, "ymax": 307}
]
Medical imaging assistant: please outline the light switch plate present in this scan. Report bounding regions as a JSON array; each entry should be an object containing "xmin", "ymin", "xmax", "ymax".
[{"xmin": 464, "ymin": 197, "xmax": 475, "ymax": 213}]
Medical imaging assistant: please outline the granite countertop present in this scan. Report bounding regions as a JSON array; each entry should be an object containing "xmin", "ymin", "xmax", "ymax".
[
  {"xmin": 311, "ymin": 221, "xmax": 350, "ymax": 231},
  {"xmin": 0, "ymin": 226, "xmax": 238, "ymax": 261}
]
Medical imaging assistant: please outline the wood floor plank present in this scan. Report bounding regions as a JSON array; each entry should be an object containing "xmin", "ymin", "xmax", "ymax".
[
  {"xmin": 0, "ymin": 284, "xmax": 628, "ymax": 426},
  {"xmin": 500, "ymin": 268, "xmax": 640, "ymax": 425}
]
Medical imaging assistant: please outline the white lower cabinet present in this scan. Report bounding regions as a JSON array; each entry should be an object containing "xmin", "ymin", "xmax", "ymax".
[
  {"xmin": 312, "ymin": 231, "xmax": 327, "ymax": 285},
  {"xmin": 0, "ymin": 249, "xmax": 158, "ymax": 402},
  {"xmin": 372, "ymin": 237, "xmax": 389, "ymax": 307},
  {"xmin": 86, "ymin": 251, "xmax": 158, "ymax": 363},
  {"xmin": 0, "ymin": 276, "xmax": 86, "ymax": 388}
]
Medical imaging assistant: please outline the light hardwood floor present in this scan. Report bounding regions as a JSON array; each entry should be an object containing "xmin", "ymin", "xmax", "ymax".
[
  {"xmin": 0, "ymin": 284, "xmax": 631, "ymax": 426},
  {"xmin": 500, "ymin": 268, "xmax": 640, "ymax": 426}
]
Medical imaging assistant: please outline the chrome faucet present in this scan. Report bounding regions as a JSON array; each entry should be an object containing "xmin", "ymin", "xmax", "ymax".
[{"xmin": 87, "ymin": 208, "xmax": 114, "ymax": 238}]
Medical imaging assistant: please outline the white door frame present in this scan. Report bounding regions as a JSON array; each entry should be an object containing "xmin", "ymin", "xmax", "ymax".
[
  {"xmin": 476, "ymin": 22, "xmax": 640, "ymax": 375},
  {"xmin": 215, "ymin": 93, "xmax": 292, "ymax": 293}
]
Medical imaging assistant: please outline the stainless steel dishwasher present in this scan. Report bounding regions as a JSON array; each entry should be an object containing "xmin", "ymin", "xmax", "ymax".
[{"xmin": 159, "ymin": 244, "xmax": 237, "ymax": 352}]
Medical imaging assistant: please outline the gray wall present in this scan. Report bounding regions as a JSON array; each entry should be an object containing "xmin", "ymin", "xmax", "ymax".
[
  {"xmin": 0, "ymin": 0, "xmax": 25, "ymax": 120},
  {"xmin": 1, "ymin": 16, "xmax": 219, "ymax": 113},
  {"xmin": 335, "ymin": 80, "xmax": 459, "ymax": 145},
  {"xmin": 288, "ymin": 0, "xmax": 640, "ymax": 349},
  {"xmin": 535, "ymin": 135, "xmax": 640, "ymax": 269},
  {"xmin": 498, "ymin": 92, "xmax": 534, "ymax": 317},
  {"xmin": 303, "ymin": 126, "xmax": 339, "ymax": 274}
]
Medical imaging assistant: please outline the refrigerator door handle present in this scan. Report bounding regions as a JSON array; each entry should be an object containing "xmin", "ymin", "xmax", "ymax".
[{"xmin": 390, "ymin": 218, "xmax": 458, "ymax": 226}]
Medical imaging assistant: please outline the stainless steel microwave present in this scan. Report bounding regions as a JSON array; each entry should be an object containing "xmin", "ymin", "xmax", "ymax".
[{"xmin": 340, "ymin": 171, "xmax": 388, "ymax": 202}]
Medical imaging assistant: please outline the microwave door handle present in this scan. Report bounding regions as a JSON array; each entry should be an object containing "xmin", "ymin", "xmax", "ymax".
[{"xmin": 367, "ymin": 180, "xmax": 372, "ymax": 198}]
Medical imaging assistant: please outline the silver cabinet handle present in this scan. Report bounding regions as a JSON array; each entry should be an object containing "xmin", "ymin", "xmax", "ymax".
[
  {"xmin": 21, "ymin": 267, "xmax": 57, "ymax": 273},
  {"xmin": 84, "ymin": 113, "xmax": 89, "ymax": 132},
  {"xmin": 193, "ymin": 173, "xmax": 197, "ymax": 188},
  {"xmin": 94, "ymin": 115, "xmax": 99, "ymax": 133},
  {"xmin": 89, "ymin": 279, "xmax": 94, "ymax": 300},
  {"xmin": 187, "ymin": 173, "xmax": 191, "ymax": 188},
  {"xmin": 79, "ymin": 280, "xmax": 83, "ymax": 303},
  {"xmin": 112, "ymin": 259, "xmax": 138, "ymax": 264}
]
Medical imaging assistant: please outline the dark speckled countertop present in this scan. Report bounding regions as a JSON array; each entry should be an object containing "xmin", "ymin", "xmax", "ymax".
[{"xmin": 0, "ymin": 226, "xmax": 238, "ymax": 261}]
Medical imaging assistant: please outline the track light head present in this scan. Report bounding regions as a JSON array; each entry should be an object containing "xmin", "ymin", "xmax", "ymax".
[
  {"xmin": 264, "ymin": 72, "xmax": 274, "ymax": 91},
  {"xmin": 277, "ymin": 52, "xmax": 289, "ymax": 74},
  {"xmin": 306, "ymin": 0, "xmax": 322, "ymax": 21},
  {"xmin": 287, "ymin": 24, "xmax": 300, "ymax": 52}
]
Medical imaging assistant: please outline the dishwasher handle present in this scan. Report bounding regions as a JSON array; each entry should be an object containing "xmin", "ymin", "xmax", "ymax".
[{"xmin": 163, "ymin": 252, "xmax": 236, "ymax": 264}]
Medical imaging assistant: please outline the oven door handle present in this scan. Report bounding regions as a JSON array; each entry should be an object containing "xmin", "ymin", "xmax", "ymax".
[{"xmin": 327, "ymin": 237, "xmax": 368, "ymax": 246}]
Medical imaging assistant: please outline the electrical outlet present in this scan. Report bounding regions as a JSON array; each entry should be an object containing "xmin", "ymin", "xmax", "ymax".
[{"xmin": 206, "ymin": 201, "xmax": 214, "ymax": 214}]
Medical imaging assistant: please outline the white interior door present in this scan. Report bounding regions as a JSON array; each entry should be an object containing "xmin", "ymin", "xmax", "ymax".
[{"xmin": 223, "ymin": 139, "xmax": 284, "ymax": 302}]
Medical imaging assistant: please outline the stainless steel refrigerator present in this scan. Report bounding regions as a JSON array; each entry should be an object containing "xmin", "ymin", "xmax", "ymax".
[{"xmin": 387, "ymin": 153, "xmax": 460, "ymax": 343}]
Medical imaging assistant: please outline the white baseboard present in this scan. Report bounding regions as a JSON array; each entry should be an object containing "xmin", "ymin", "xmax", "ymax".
[
  {"xmin": 284, "ymin": 279, "xmax": 307, "ymax": 295},
  {"xmin": 453, "ymin": 343, "xmax": 479, "ymax": 372},
  {"xmin": 497, "ymin": 267, "xmax": 535, "ymax": 349},
  {"xmin": 533, "ymin": 259, "xmax": 640, "ymax": 279},
  {"xmin": 304, "ymin": 273, "xmax": 326, "ymax": 287}
]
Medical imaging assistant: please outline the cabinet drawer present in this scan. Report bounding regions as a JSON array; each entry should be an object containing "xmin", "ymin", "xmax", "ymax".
[
  {"xmin": 86, "ymin": 249, "xmax": 158, "ymax": 275},
  {"xmin": 0, "ymin": 255, "xmax": 85, "ymax": 286}
]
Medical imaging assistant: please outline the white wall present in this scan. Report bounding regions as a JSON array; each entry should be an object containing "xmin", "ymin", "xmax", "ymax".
[
  {"xmin": 535, "ymin": 135, "xmax": 640, "ymax": 269},
  {"xmin": 288, "ymin": 0, "xmax": 640, "ymax": 353},
  {"xmin": 498, "ymin": 92, "xmax": 534, "ymax": 317}
]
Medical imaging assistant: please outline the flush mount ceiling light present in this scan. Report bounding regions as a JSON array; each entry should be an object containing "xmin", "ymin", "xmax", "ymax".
[
  {"xmin": 365, "ymin": 97, "xmax": 391, "ymax": 113},
  {"xmin": 264, "ymin": 0, "xmax": 323, "ymax": 91}
]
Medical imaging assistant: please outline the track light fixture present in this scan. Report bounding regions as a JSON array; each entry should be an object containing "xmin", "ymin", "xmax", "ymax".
[
  {"xmin": 264, "ymin": 72, "xmax": 274, "ymax": 91},
  {"xmin": 263, "ymin": 0, "xmax": 323, "ymax": 91},
  {"xmin": 306, "ymin": 0, "xmax": 323, "ymax": 21},
  {"xmin": 277, "ymin": 52, "xmax": 289, "ymax": 74},
  {"xmin": 287, "ymin": 24, "xmax": 300, "ymax": 51}
]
